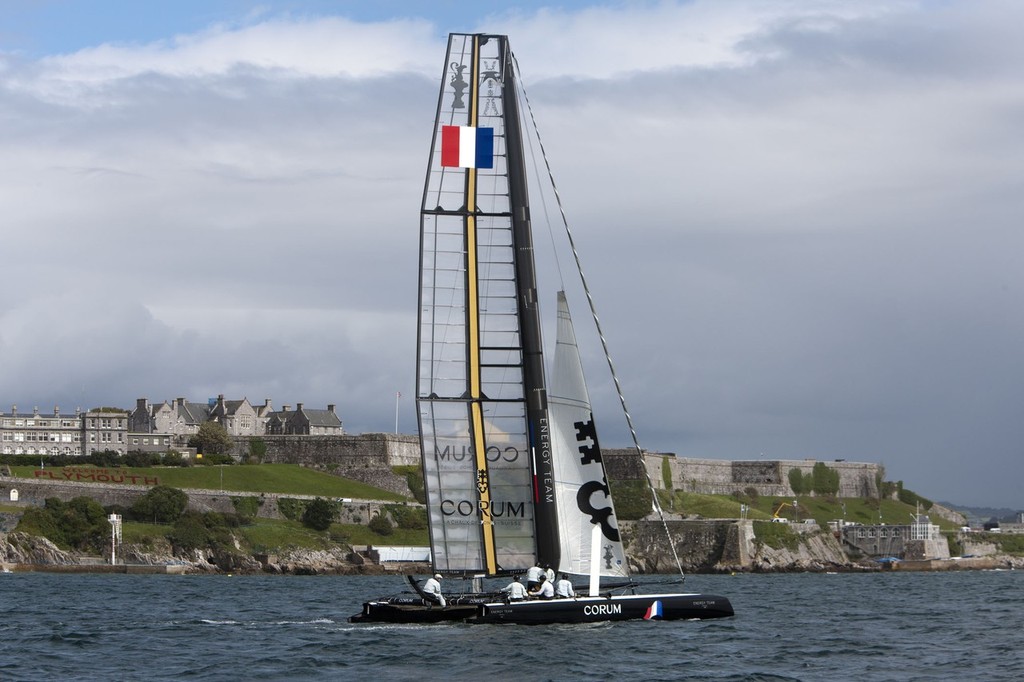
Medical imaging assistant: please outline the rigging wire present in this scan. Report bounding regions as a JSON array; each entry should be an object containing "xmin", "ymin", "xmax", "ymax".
[{"xmin": 510, "ymin": 51, "xmax": 687, "ymax": 583}]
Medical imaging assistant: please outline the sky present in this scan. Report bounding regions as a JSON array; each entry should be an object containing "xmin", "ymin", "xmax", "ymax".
[{"xmin": 1, "ymin": 1, "xmax": 1022, "ymax": 509}]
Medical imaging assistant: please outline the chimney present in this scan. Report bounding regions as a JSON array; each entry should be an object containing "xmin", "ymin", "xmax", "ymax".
[
  {"xmin": 328, "ymin": 404, "xmax": 336, "ymax": 413},
  {"xmin": 282, "ymin": 405, "xmax": 290, "ymax": 412},
  {"xmin": 10, "ymin": 405, "xmax": 16, "ymax": 416},
  {"xmin": 54, "ymin": 405, "xmax": 60, "ymax": 417},
  {"xmin": 296, "ymin": 403, "xmax": 303, "ymax": 412},
  {"xmin": 34, "ymin": 406, "xmax": 40, "ymax": 416}
]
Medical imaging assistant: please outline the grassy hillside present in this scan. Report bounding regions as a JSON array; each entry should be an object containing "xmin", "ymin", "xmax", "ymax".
[{"xmin": 9, "ymin": 464, "xmax": 408, "ymax": 501}]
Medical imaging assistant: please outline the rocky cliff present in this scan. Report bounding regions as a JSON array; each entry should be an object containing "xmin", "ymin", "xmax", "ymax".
[{"xmin": 0, "ymin": 532, "xmax": 79, "ymax": 566}]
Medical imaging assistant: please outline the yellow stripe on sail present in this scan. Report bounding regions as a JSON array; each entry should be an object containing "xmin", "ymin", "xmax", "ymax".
[{"xmin": 464, "ymin": 35, "xmax": 496, "ymax": 574}]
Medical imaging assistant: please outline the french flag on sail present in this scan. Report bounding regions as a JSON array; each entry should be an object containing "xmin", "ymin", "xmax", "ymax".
[
  {"xmin": 644, "ymin": 600, "xmax": 664, "ymax": 620},
  {"xmin": 441, "ymin": 125, "xmax": 494, "ymax": 169}
]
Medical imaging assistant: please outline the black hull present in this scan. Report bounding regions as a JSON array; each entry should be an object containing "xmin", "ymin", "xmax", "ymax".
[
  {"xmin": 349, "ymin": 601, "xmax": 480, "ymax": 624},
  {"xmin": 350, "ymin": 592, "xmax": 733, "ymax": 625},
  {"xmin": 471, "ymin": 593, "xmax": 733, "ymax": 624}
]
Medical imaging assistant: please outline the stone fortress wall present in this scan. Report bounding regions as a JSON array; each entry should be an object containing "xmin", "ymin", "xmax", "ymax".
[{"xmin": 606, "ymin": 450, "xmax": 881, "ymax": 500}]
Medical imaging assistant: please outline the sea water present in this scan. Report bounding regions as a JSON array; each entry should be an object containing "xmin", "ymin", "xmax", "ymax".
[{"xmin": 1, "ymin": 570, "xmax": 1021, "ymax": 681}]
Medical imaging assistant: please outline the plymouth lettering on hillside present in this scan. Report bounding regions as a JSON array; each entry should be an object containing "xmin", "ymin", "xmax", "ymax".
[{"xmin": 34, "ymin": 468, "xmax": 159, "ymax": 485}]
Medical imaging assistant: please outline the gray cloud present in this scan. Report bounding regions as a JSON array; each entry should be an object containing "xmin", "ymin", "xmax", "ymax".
[{"xmin": 1, "ymin": 2, "xmax": 1022, "ymax": 507}]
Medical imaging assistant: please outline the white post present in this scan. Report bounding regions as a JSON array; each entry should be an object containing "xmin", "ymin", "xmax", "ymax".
[
  {"xmin": 395, "ymin": 391, "xmax": 401, "ymax": 434},
  {"xmin": 588, "ymin": 523, "xmax": 602, "ymax": 597},
  {"xmin": 108, "ymin": 513, "xmax": 122, "ymax": 565}
]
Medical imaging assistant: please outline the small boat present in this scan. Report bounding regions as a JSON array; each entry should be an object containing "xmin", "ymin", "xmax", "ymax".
[{"xmin": 351, "ymin": 32, "xmax": 733, "ymax": 625}]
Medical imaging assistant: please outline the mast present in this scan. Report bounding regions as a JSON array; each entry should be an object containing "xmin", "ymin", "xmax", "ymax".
[{"xmin": 500, "ymin": 40, "xmax": 560, "ymax": 568}]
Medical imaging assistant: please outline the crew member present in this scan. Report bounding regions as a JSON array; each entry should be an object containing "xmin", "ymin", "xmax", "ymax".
[
  {"xmin": 500, "ymin": 575, "xmax": 528, "ymax": 601},
  {"xmin": 526, "ymin": 563, "xmax": 544, "ymax": 591},
  {"xmin": 555, "ymin": 573, "xmax": 575, "ymax": 598},
  {"xmin": 423, "ymin": 573, "xmax": 446, "ymax": 607},
  {"xmin": 529, "ymin": 575, "xmax": 554, "ymax": 600}
]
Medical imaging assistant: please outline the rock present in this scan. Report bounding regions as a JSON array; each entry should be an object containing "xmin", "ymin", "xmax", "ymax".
[{"xmin": 0, "ymin": 532, "xmax": 78, "ymax": 565}]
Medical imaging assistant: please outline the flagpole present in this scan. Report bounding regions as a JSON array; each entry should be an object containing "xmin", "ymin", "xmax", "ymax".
[{"xmin": 394, "ymin": 391, "xmax": 401, "ymax": 434}]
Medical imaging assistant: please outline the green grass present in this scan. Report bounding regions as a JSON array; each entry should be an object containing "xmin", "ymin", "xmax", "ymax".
[
  {"xmin": 8, "ymin": 464, "xmax": 407, "ymax": 500},
  {"xmin": 752, "ymin": 520, "xmax": 802, "ymax": 550},
  {"xmin": 658, "ymin": 490, "xmax": 756, "ymax": 519}
]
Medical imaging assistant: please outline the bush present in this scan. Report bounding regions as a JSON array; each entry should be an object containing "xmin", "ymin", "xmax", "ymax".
[
  {"xmin": 15, "ymin": 496, "xmax": 109, "ymax": 552},
  {"xmin": 162, "ymin": 451, "xmax": 188, "ymax": 467},
  {"xmin": 231, "ymin": 496, "xmax": 262, "ymax": 521},
  {"xmin": 170, "ymin": 511, "xmax": 211, "ymax": 551},
  {"xmin": 384, "ymin": 504, "xmax": 427, "ymax": 530},
  {"xmin": 132, "ymin": 485, "xmax": 188, "ymax": 524},
  {"xmin": 301, "ymin": 498, "xmax": 337, "ymax": 531},
  {"xmin": 245, "ymin": 437, "xmax": 267, "ymax": 464},
  {"xmin": 123, "ymin": 451, "xmax": 157, "ymax": 468},
  {"xmin": 368, "ymin": 514, "xmax": 394, "ymax": 536},
  {"xmin": 169, "ymin": 511, "xmax": 237, "ymax": 552}
]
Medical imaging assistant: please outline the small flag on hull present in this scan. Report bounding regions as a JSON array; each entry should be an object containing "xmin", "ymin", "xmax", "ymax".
[
  {"xmin": 644, "ymin": 600, "xmax": 664, "ymax": 620},
  {"xmin": 441, "ymin": 125, "xmax": 494, "ymax": 168}
]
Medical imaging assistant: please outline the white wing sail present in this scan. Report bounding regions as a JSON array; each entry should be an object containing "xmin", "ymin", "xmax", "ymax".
[{"xmin": 549, "ymin": 291, "xmax": 629, "ymax": 578}]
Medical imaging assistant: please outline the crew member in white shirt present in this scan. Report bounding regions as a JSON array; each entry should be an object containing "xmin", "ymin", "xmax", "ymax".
[
  {"xmin": 529, "ymin": 575, "xmax": 554, "ymax": 600},
  {"xmin": 500, "ymin": 575, "xmax": 528, "ymax": 601},
  {"xmin": 526, "ymin": 564, "xmax": 544, "ymax": 591},
  {"xmin": 423, "ymin": 573, "xmax": 446, "ymax": 607},
  {"xmin": 554, "ymin": 574, "xmax": 575, "ymax": 598}
]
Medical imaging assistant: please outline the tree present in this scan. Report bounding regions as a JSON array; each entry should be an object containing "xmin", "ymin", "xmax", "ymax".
[
  {"xmin": 812, "ymin": 462, "xmax": 840, "ymax": 496},
  {"xmin": 132, "ymin": 485, "xmax": 188, "ymax": 524},
  {"xmin": 189, "ymin": 421, "xmax": 234, "ymax": 456},
  {"xmin": 15, "ymin": 496, "xmax": 108, "ymax": 551},
  {"xmin": 788, "ymin": 468, "xmax": 805, "ymax": 495},
  {"xmin": 301, "ymin": 498, "xmax": 337, "ymax": 531}
]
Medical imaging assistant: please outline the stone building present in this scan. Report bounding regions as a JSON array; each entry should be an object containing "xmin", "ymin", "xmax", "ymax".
[
  {"xmin": 265, "ymin": 403, "xmax": 343, "ymax": 435},
  {"xmin": 0, "ymin": 405, "xmax": 128, "ymax": 457}
]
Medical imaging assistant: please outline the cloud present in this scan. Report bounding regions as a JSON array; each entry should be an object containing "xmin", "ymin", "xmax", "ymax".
[{"xmin": 2, "ymin": 1, "xmax": 1023, "ymax": 507}]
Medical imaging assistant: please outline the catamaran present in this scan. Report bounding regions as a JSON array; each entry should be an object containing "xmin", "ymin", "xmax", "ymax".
[{"xmin": 350, "ymin": 32, "xmax": 733, "ymax": 625}]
